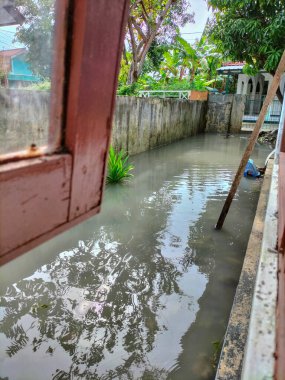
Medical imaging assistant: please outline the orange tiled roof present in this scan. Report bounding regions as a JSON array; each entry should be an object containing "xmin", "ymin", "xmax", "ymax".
[
  {"xmin": 222, "ymin": 61, "xmax": 245, "ymax": 67},
  {"xmin": 0, "ymin": 48, "xmax": 26, "ymax": 58}
]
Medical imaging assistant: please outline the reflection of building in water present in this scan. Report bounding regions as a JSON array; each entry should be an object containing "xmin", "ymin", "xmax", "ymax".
[{"xmin": 0, "ymin": 48, "xmax": 40, "ymax": 88}]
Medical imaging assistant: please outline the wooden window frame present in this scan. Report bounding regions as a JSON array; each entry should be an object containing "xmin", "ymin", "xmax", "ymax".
[{"xmin": 0, "ymin": 0, "xmax": 130, "ymax": 265}]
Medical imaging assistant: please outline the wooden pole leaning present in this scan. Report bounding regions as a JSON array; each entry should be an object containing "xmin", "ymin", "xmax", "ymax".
[{"xmin": 215, "ymin": 50, "xmax": 285, "ymax": 230}]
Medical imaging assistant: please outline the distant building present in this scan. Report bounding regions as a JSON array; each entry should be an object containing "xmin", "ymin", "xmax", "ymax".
[
  {"xmin": 217, "ymin": 61, "xmax": 285, "ymax": 97},
  {"xmin": 0, "ymin": 48, "xmax": 41, "ymax": 88},
  {"xmin": 217, "ymin": 62, "xmax": 285, "ymax": 131}
]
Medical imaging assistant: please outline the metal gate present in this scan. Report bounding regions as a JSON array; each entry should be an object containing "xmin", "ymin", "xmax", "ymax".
[{"xmin": 242, "ymin": 95, "xmax": 282, "ymax": 131}]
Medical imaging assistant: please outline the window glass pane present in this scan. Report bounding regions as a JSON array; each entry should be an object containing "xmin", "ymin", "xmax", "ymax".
[{"xmin": 0, "ymin": 0, "xmax": 55, "ymax": 155}]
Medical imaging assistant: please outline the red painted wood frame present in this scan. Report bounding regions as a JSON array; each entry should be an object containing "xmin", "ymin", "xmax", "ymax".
[
  {"xmin": 0, "ymin": 0, "xmax": 130, "ymax": 265},
  {"xmin": 276, "ymin": 115, "xmax": 285, "ymax": 379}
]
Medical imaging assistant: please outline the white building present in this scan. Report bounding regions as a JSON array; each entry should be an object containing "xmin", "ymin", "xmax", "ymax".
[
  {"xmin": 218, "ymin": 63, "xmax": 285, "ymax": 131},
  {"xmin": 236, "ymin": 71, "xmax": 285, "ymax": 98}
]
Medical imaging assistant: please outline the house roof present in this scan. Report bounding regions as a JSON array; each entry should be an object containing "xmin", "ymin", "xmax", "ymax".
[
  {"xmin": 0, "ymin": 48, "xmax": 26, "ymax": 73},
  {"xmin": 222, "ymin": 61, "xmax": 245, "ymax": 67},
  {"xmin": 217, "ymin": 62, "xmax": 245, "ymax": 74},
  {"xmin": 0, "ymin": 47, "xmax": 26, "ymax": 58},
  {"xmin": 0, "ymin": 0, "xmax": 25, "ymax": 26}
]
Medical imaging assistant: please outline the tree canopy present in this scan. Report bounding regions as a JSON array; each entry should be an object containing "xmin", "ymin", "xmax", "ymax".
[
  {"xmin": 14, "ymin": 0, "xmax": 55, "ymax": 79},
  {"xmin": 14, "ymin": 0, "xmax": 193, "ymax": 83},
  {"xmin": 126, "ymin": 0, "xmax": 194, "ymax": 84},
  {"xmin": 208, "ymin": 0, "xmax": 285, "ymax": 75}
]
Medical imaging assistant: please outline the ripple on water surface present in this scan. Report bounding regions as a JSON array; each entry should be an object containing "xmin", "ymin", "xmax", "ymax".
[{"xmin": 0, "ymin": 135, "xmax": 270, "ymax": 380}]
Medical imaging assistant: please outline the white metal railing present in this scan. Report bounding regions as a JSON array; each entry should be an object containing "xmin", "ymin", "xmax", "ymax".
[
  {"xmin": 138, "ymin": 90, "xmax": 191, "ymax": 99},
  {"xmin": 241, "ymin": 121, "xmax": 278, "ymax": 132}
]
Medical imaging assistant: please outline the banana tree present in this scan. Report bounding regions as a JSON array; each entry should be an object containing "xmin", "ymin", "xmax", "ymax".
[
  {"xmin": 159, "ymin": 50, "xmax": 180, "ymax": 82},
  {"xmin": 175, "ymin": 35, "xmax": 223, "ymax": 83},
  {"xmin": 176, "ymin": 36, "xmax": 200, "ymax": 82}
]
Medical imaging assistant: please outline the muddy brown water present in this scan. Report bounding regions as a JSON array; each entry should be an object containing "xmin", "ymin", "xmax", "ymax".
[{"xmin": 0, "ymin": 134, "xmax": 271, "ymax": 380}]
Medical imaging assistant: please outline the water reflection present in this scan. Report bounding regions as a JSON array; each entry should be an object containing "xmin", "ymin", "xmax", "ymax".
[{"xmin": 0, "ymin": 135, "xmax": 270, "ymax": 379}]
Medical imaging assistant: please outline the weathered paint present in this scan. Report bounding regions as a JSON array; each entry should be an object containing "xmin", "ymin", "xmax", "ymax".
[
  {"xmin": 65, "ymin": 0, "xmax": 130, "ymax": 220},
  {"xmin": 48, "ymin": 0, "xmax": 70, "ymax": 151},
  {"xmin": 276, "ymin": 247, "xmax": 285, "ymax": 379},
  {"xmin": 275, "ymin": 98, "xmax": 285, "ymax": 379},
  {"xmin": 0, "ymin": 0, "xmax": 130, "ymax": 264},
  {"xmin": 278, "ymin": 152, "xmax": 285, "ymax": 250},
  {"xmin": 276, "ymin": 155, "xmax": 285, "ymax": 378},
  {"xmin": 0, "ymin": 154, "xmax": 72, "ymax": 257},
  {"xmin": 0, "ymin": 145, "xmax": 48, "ymax": 164},
  {"xmin": 0, "ymin": 204, "xmax": 100, "ymax": 266}
]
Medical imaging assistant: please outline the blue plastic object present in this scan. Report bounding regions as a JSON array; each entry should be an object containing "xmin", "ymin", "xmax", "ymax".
[{"xmin": 244, "ymin": 159, "xmax": 260, "ymax": 178}]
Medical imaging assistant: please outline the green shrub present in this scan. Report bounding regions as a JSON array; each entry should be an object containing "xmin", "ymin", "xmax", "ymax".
[
  {"xmin": 25, "ymin": 81, "xmax": 51, "ymax": 91},
  {"xmin": 117, "ymin": 83, "xmax": 139, "ymax": 96},
  {"xmin": 107, "ymin": 146, "xmax": 134, "ymax": 184}
]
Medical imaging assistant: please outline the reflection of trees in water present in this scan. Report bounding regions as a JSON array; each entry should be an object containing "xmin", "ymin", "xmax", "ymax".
[
  {"xmin": 0, "ymin": 167, "xmax": 222, "ymax": 379},
  {"xmin": 179, "ymin": 225, "xmax": 215, "ymax": 275},
  {"xmin": 0, "ymin": 184, "xmax": 185, "ymax": 379}
]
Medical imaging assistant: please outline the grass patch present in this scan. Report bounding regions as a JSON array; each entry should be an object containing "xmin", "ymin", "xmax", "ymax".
[{"xmin": 211, "ymin": 339, "xmax": 223, "ymax": 369}]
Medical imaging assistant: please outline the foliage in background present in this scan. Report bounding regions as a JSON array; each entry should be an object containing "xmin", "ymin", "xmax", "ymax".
[
  {"xmin": 208, "ymin": 0, "xmax": 285, "ymax": 100},
  {"xmin": 15, "ymin": 0, "xmax": 55, "ymax": 79},
  {"xmin": 163, "ymin": 36, "xmax": 223, "ymax": 83},
  {"xmin": 118, "ymin": 34, "xmax": 224, "ymax": 94},
  {"xmin": 107, "ymin": 147, "xmax": 134, "ymax": 184},
  {"xmin": 126, "ymin": 0, "xmax": 194, "ymax": 84},
  {"xmin": 25, "ymin": 81, "xmax": 51, "ymax": 91}
]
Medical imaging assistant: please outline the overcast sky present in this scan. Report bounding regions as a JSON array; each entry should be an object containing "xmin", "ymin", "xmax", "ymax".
[
  {"xmin": 0, "ymin": 0, "xmax": 212, "ymax": 51},
  {"xmin": 181, "ymin": 0, "xmax": 212, "ymax": 44}
]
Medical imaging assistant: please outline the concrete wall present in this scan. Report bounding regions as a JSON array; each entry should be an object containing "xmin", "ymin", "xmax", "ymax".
[
  {"xmin": 206, "ymin": 94, "xmax": 245, "ymax": 134},
  {"xmin": 206, "ymin": 94, "xmax": 233, "ymax": 133},
  {"xmin": 231, "ymin": 95, "xmax": 246, "ymax": 133},
  {"xmin": 0, "ymin": 88, "xmax": 50, "ymax": 154},
  {"xmin": 1, "ymin": 90, "xmax": 246, "ymax": 157},
  {"xmin": 111, "ymin": 96, "xmax": 207, "ymax": 155}
]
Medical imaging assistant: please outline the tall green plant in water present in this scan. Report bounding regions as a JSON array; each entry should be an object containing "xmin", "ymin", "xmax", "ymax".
[{"xmin": 107, "ymin": 146, "xmax": 134, "ymax": 184}]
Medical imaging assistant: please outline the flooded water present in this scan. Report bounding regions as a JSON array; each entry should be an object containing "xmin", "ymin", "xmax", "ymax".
[{"xmin": 0, "ymin": 135, "xmax": 270, "ymax": 380}]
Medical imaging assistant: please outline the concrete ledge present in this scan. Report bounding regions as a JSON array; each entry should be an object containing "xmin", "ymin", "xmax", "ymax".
[
  {"xmin": 241, "ymin": 158, "xmax": 278, "ymax": 379},
  {"xmin": 215, "ymin": 159, "xmax": 274, "ymax": 379}
]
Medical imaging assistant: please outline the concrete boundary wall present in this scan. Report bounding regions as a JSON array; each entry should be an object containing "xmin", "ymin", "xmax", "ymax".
[
  {"xmin": 231, "ymin": 94, "xmax": 246, "ymax": 133},
  {"xmin": 0, "ymin": 89, "xmax": 50, "ymax": 154},
  {"xmin": 111, "ymin": 96, "xmax": 207, "ymax": 155},
  {"xmin": 0, "ymin": 91, "xmax": 245, "ymax": 157},
  {"xmin": 206, "ymin": 94, "xmax": 245, "ymax": 134}
]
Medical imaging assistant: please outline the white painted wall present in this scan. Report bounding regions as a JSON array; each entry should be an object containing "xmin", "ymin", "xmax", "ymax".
[{"xmin": 237, "ymin": 72, "xmax": 285, "ymax": 96}]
